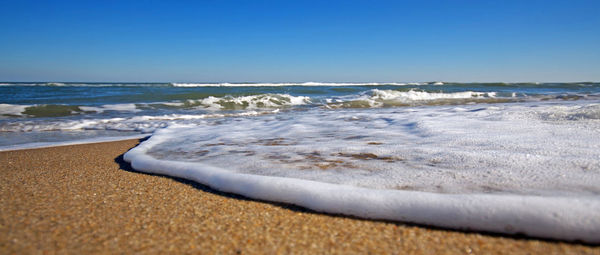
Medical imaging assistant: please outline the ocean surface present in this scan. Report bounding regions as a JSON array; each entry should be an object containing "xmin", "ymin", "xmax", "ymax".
[{"xmin": 2, "ymin": 82, "xmax": 600, "ymax": 242}]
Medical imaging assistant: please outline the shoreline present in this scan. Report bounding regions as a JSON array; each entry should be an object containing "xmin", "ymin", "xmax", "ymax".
[
  {"xmin": 0, "ymin": 134, "xmax": 149, "ymax": 152},
  {"xmin": 1, "ymin": 139, "xmax": 599, "ymax": 253}
]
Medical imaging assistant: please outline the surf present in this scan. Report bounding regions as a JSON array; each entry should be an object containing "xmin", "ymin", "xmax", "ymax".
[{"xmin": 124, "ymin": 102, "xmax": 600, "ymax": 243}]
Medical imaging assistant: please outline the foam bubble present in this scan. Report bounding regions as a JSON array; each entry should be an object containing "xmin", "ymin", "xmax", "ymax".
[{"xmin": 125, "ymin": 101, "xmax": 600, "ymax": 242}]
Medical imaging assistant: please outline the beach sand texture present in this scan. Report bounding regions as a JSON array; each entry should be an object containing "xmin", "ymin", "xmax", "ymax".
[{"xmin": 1, "ymin": 139, "xmax": 599, "ymax": 254}]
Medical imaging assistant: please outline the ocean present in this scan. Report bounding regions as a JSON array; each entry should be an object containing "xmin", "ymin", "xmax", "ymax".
[{"xmin": 2, "ymin": 81, "xmax": 600, "ymax": 242}]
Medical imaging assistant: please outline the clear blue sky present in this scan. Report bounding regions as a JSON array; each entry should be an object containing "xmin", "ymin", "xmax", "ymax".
[{"xmin": 1, "ymin": 0, "xmax": 598, "ymax": 82}]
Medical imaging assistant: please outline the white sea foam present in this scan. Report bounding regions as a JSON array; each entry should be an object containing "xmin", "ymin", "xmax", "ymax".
[
  {"xmin": 0, "ymin": 104, "xmax": 28, "ymax": 116},
  {"xmin": 187, "ymin": 94, "xmax": 311, "ymax": 110},
  {"xmin": 325, "ymin": 89, "xmax": 499, "ymax": 108},
  {"xmin": 0, "ymin": 103, "xmax": 142, "ymax": 117},
  {"xmin": 79, "ymin": 103, "xmax": 141, "ymax": 113},
  {"xmin": 503, "ymin": 103, "xmax": 600, "ymax": 121},
  {"xmin": 124, "ymin": 101, "xmax": 600, "ymax": 242},
  {"xmin": 369, "ymin": 89, "xmax": 494, "ymax": 101},
  {"xmin": 0, "ymin": 110, "xmax": 280, "ymax": 133}
]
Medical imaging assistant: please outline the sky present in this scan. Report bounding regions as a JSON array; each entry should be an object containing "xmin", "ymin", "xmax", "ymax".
[{"xmin": 0, "ymin": 0, "xmax": 598, "ymax": 82}]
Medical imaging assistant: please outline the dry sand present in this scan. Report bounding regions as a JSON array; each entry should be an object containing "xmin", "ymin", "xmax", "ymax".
[{"xmin": 1, "ymin": 139, "xmax": 598, "ymax": 254}]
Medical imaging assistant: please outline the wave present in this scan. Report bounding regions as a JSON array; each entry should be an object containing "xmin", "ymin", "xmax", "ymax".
[
  {"xmin": 79, "ymin": 104, "xmax": 141, "ymax": 113},
  {"xmin": 0, "ymin": 94, "xmax": 309, "ymax": 118},
  {"xmin": 2, "ymin": 90, "xmax": 489, "ymax": 118},
  {"xmin": 369, "ymin": 89, "xmax": 494, "ymax": 100},
  {"xmin": 4, "ymin": 91, "xmax": 598, "ymax": 118},
  {"xmin": 325, "ymin": 89, "xmax": 505, "ymax": 108},
  {"xmin": 183, "ymin": 94, "xmax": 310, "ymax": 110},
  {"xmin": 124, "ymin": 102, "xmax": 600, "ymax": 243},
  {"xmin": 0, "ymin": 110, "xmax": 281, "ymax": 133},
  {"xmin": 501, "ymin": 103, "xmax": 600, "ymax": 122},
  {"xmin": 0, "ymin": 104, "xmax": 29, "ymax": 116},
  {"xmin": 323, "ymin": 90, "xmax": 600, "ymax": 109},
  {"xmin": 0, "ymin": 104, "xmax": 143, "ymax": 118}
]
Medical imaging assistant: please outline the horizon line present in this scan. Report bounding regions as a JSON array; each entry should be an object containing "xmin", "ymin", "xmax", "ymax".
[{"xmin": 1, "ymin": 80, "xmax": 599, "ymax": 84}]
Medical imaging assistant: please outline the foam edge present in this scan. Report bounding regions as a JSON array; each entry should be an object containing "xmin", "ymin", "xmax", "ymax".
[{"xmin": 123, "ymin": 136, "xmax": 600, "ymax": 243}]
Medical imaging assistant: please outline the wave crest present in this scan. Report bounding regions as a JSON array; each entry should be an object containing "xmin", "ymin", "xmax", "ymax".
[
  {"xmin": 326, "ymin": 89, "xmax": 501, "ymax": 108},
  {"xmin": 185, "ymin": 94, "xmax": 311, "ymax": 110}
]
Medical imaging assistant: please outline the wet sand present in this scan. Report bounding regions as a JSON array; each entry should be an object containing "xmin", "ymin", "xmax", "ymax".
[{"xmin": 1, "ymin": 139, "xmax": 598, "ymax": 254}]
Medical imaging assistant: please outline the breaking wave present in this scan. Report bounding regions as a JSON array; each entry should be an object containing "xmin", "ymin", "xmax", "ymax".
[
  {"xmin": 0, "ymin": 94, "xmax": 309, "ymax": 118},
  {"xmin": 182, "ymin": 94, "xmax": 311, "ymax": 110},
  {"xmin": 325, "ymin": 89, "xmax": 506, "ymax": 108}
]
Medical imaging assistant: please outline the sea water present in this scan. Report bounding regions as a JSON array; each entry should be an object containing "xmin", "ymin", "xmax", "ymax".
[{"xmin": 2, "ymin": 82, "xmax": 600, "ymax": 242}]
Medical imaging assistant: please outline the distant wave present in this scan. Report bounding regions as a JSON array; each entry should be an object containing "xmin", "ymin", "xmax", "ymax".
[
  {"xmin": 0, "ymin": 94, "xmax": 309, "ymax": 118},
  {"xmin": 1, "ymin": 82, "xmax": 417, "ymax": 87},
  {"xmin": 2, "ymin": 82, "xmax": 599, "ymax": 88},
  {"xmin": 4, "ymin": 90, "xmax": 599, "ymax": 118},
  {"xmin": 170, "ymin": 82, "xmax": 418, "ymax": 87},
  {"xmin": 324, "ymin": 89, "xmax": 507, "ymax": 108}
]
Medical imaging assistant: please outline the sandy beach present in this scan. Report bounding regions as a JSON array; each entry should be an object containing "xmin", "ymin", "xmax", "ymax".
[{"xmin": 1, "ymin": 139, "xmax": 598, "ymax": 254}]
